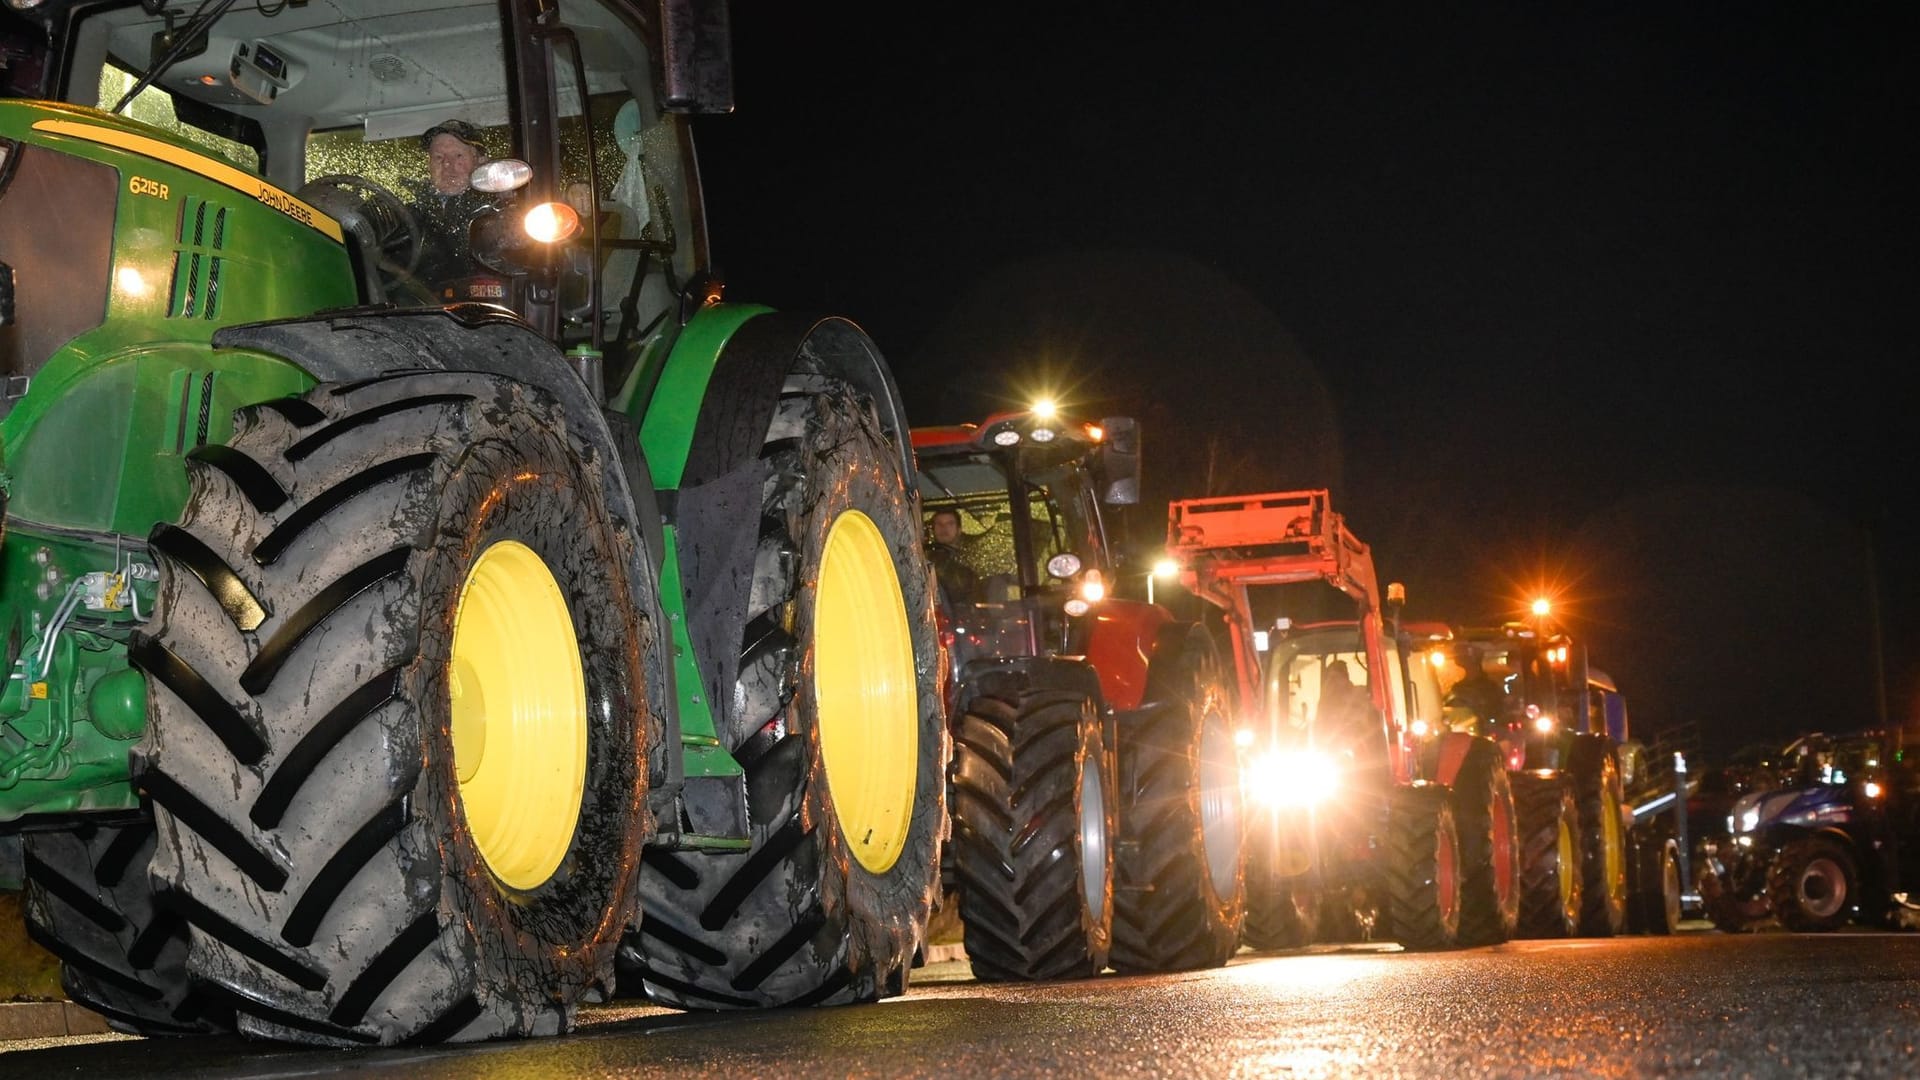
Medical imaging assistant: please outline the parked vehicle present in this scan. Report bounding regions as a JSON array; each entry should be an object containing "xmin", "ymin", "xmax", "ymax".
[{"xmin": 1703, "ymin": 729, "xmax": 1920, "ymax": 932}]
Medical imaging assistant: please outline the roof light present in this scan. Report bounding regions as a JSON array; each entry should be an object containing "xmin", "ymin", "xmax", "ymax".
[
  {"xmin": 1032, "ymin": 398, "xmax": 1057, "ymax": 419},
  {"xmin": 992, "ymin": 429, "xmax": 1021, "ymax": 447},
  {"xmin": 1531, "ymin": 597, "xmax": 1552, "ymax": 617}
]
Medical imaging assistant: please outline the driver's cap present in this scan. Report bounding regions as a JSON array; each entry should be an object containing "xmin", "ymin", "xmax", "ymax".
[{"xmin": 421, "ymin": 119, "xmax": 484, "ymax": 152}]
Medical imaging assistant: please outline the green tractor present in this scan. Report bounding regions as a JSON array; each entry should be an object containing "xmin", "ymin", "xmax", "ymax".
[{"xmin": 0, "ymin": 0, "xmax": 944, "ymax": 1046}]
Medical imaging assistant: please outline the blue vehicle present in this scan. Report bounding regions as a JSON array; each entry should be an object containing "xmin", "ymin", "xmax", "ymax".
[{"xmin": 1703, "ymin": 730, "xmax": 1920, "ymax": 932}]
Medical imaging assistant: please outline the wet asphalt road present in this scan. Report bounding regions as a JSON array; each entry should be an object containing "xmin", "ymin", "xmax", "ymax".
[{"xmin": 6, "ymin": 930, "xmax": 1919, "ymax": 1079}]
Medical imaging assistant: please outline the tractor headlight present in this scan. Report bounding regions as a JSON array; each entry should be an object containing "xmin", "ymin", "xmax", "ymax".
[
  {"xmin": 4, "ymin": 0, "xmax": 44, "ymax": 11},
  {"xmin": 1247, "ymin": 749, "xmax": 1338, "ymax": 808},
  {"xmin": 1738, "ymin": 807, "xmax": 1760, "ymax": 833},
  {"xmin": 1046, "ymin": 552, "xmax": 1083, "ymax": 579}
]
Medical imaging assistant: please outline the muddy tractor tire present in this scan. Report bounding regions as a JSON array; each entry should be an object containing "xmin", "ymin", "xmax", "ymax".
[
  {"xmin": 1511, "ymin": 771, "xmax": 1582, "ymax": 938},
  {"xmin": 1242, "ymin": 814, "xmax": 1319, "ymax": 950},
  {"xmin": 1568, "ymin": 737, "xmax": 1629, "ymax": 937},
  {"xmin": 1627, "ymin": 834, "xmax": 1683, "ymax": 935},
  {"xmin": 1111, "ymin": 626, "xmax": 1246, "ymax": 972},
  {"xmin": 1384, "ymin": 784, "xmax": 1462, "ymax": 951},
  {"xmin": 1767, "ymin": 834, "xmax": 1857, "ymax": 932},
  {"xmin": 1450, "ymin": 738, "xmax": 1521, "ymax": 947},
  {"xmin": 949, "ymin": 679, "xmax": 1115, "ymax": 980},
  {"xmin": 626, "ymin": 376, "xmax": 945, "ymax": 1009},
  {"xmin": 134, "ymin": 371, "xmax": 655, "ymax": 1045},
  {"xmin": 22, "ymin": 821, "xmax": 230, "ymax": 1035}
]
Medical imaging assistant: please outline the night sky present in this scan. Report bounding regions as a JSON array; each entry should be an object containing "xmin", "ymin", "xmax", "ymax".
[{"xmin": 694, "ymin": 4, "xmax": 1915, "ymax": 761}]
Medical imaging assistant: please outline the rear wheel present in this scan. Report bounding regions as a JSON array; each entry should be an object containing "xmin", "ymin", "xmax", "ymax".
[
  {"xmin": 1450, "ymin": 739, "xmax": 1521, "ymax": 946},
  {"xmin": 1767, "ymin": 835, "xmax": 1857, "ymax": 932},
  {"xmin": 625, "ymin": 375, "xmax": 944, "ymax": 1008},
  {"xmin": 1384, "ymin": 785, "xmax": 1462, "ymax": 951},
  {"xmin": 949, "ymin": 680, "xmax": 1114, "ymax": 980},
  {"xmin": 1628, "ymin": 834, "xmax": 1683, "ymax": 935},
  {"xmin": 136, "ymin": 371, "xmax": 653, "ymax": 1045},
  {"xmin": 1511, "ymin": 772, "xmax": 1582, "ymax": 938},
  {"xmin": 21, "ymin": 821, "xmax": 229, "ymax": 1035},
  {"xmin": 1111, "ymin": 627, "xmax": 1245, "ymax": 972},
  {"xmin": 1569, "ymin": 738, "xmax": 1628, "ymax": 937}
]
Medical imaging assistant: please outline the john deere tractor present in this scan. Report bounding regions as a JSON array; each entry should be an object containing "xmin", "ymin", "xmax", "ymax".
[
  {"xmin": 915, "ymin": 406, "xmax": 1246, "ymax": 982},
  {"xmin": 0, "ymin": 0, "xmax": 944, "ymax": 1046}
]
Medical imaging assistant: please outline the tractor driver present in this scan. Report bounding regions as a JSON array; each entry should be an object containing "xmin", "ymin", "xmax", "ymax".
[
  {"xmin": 926, "ymin": 508, "xmax": 981, "ymax": 607},
  {"xmin": 407, "ymin": 119, "xmax": 501, "ymax": 294}
]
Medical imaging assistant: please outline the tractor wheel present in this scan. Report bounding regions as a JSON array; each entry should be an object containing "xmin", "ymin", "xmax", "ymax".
[
  {"xmin": 1767, "ymin": 835, "xmax": 1857, "ymax": 932},
  {"xmin": 21, "ymin": 821, "xmax": 230, "ymax": 1035},
  {"xmin": 1627, "ymin": 834, "xmax": 1683, "ymax": 935},
  {"xmin": 949, "ymin": 680, "xmax": 1114, "ymax": 980},
  {"xmin": 133, "ymin": 371, "xmax": 655, "ymax": 1045},
  {"xmin": 1450, "ymin": 739, "xmax": 1521, "ymax": 947},
  {"xmin": 1510, "ymin": 771, "xmax": 1582, "ymax": 938},
  {"xmin": 1568, "ymin": 737, "xmax": 1629, "ymax": 937},
  {"xmin": 1383, "ymin": 784, "xmax": 1462, "ymax": 951},
  {"xmin": 1241, "ymin": 816, "xmax": 1319, "ymax": 950},
  {"xmin": 625, "ymin": 376, "xmax": 944, "ymax": 1009},
  {"xmin": 1111, "ymin": 627, "xmax": 1246, "ymax": 972}
]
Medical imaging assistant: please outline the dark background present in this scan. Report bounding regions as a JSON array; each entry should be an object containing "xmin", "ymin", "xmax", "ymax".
[{"xmin": 694, "ymin": 3, "xmax": 1915, "ymax": 762}]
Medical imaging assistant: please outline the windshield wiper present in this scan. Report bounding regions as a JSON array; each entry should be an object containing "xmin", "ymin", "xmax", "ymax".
[{"xmin": 111, "ymin": 0, "xmax": 243, "ymax": 114}]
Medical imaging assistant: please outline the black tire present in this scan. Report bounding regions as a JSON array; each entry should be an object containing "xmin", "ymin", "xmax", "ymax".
[
  {"xmin": 1767, "ymin": 835, "xmax": 1857, "ymax": 932},
  {"xmin": 21, "ymin": 821, "xmax": 230, "ymax": 1036},
  {"xmin": 1384, "ymin": 784, "xmax": 1462, "ymax": 951},
  {"xmin": 134, "ymin": 371, "xmax": 654, "ymax": 1045},
  {"xmin": 1111, "ymin": 626, "xmax": 1246, "ymax": 972},
  {"xmin": 1511, "ymin": 771, "xmax": 1582, "ymax": 938},
  {"xmin": 625, "ymin": 375, "xmax": 944, "ymax": 1009},
  {"xmin": 949, "ymin": 679, "xmax": 1114, "ymax": 981},
  {"xmin": 1627, "ymin": 834, "xmax": 1682, "ymax": 935},
  {"xmin": 1450, "ymin": 738, "xmax": 1521, "ymax": 947},
  {"xmin": 1568, "ymin": 737, "xmax": 1629, "ymax": 937},
  {"xmin": 1242, "ymin": 811, "xmax": 1319, "ymax": 950}
]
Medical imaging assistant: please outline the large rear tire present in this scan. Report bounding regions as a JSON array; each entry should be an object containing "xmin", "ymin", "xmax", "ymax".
[
  {"xmin": 1384, "ymin": 784, "xmax": 1462, "ymax": 951},
  {"xmin": 21, "ymin": 821, "xmax": 230, "ymax": 1035},
  {"xmin": 625, "ymin": 376, "xmax": 944, "ymax": 1009},
  {"xmin": 1767, "ymin": 834, "xmax": 1857, "ymax": 932},
  {"xmin": 1511, "ymin": 771, "xmax": 1582, "ymax": 938},
  {"xmin": 949, "ymin": 679, "xmax": 1114, "ymax": 980},
  {"xmin": 1111, "ymin": 627, "xmax": 1245, "ymax": 972},
  {"xmin": 135, "ymin": 371, "xmax": 654, "ymax": 1045},
  {"xmin": 1569, "ymin": 738, "xmax": 1629, "ymax": 937},
  {"xmin": 1450, "ymin": 738, "xmax": 1521, "ymax": 946}
]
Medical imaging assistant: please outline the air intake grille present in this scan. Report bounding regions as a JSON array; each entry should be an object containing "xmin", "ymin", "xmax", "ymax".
[{"xmin": 167, "ymin": 197, "xmax": 230, "ymax": 319}]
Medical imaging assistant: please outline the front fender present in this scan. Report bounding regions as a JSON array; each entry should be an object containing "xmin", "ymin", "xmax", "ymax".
[{"xmin": 1085, "ymin": 598, "xmax": 1177, "ymax": 713}]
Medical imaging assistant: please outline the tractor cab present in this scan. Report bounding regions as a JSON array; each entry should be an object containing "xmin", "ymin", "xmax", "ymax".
[
  {"xmin": 912, "ymin": 406, "xmax": 1139, "ymax": 669},
  {"xmin": 2, "ymin": 0, "xmax": 712, "ymax": 406}
]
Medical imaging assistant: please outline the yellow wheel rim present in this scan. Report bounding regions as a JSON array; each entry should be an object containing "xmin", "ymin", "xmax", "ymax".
[
  {"xmin": 814, "ymin": 510, "xmax": 918, "ymax": 874},
  {"xmin": 449, "ymin": 540, "xmax": 586, "ymax": 891}
]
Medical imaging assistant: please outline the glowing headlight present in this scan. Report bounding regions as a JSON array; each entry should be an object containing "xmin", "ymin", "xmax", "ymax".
[
  {"xmin": 992, "ymin": 429, "xmax": 1021, "ymax": 446},
  {"xmin": 1030, "ymin": 426, "xmax": 1057, "ymax": 443},
  {"xmin": 1410, "ymin": 719, "xmax": 1431, "ymax": 738},
  {"xmin": 1738, "ymin": 807, "xmax": 1760, "ymax": 833},
  {"xmin": 1247, "ymin": 750, "xmax": 1338, "ymax": 808},
  {"xmin": 1531, "ymin": 715, "xmax": 1555, "ymax": 734},
  {"xmin": 1046, "ymin": 552, "xmax": 1083, "ymax": 579},
  {"xmin": 1078, "ymin": 574, "xmax": 1106, "ymax": 603},
  {"xmin": 523, "ymin": 201, "xmax": 580, "ymax": 243},
  {"xmin": 1234, "ymin": 728, "xmax": 1256, "ymax": 748},
  {"xmin": 1865, "ymin": 781, "xmax": 1884, "ymax": 799}
]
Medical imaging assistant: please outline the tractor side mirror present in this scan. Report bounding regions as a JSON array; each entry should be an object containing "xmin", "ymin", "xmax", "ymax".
[
  {"xmin": 1096, "ymin": 415, "xmax": 1140, "ymax": 505},
  {"xmin": 660, "ymin": 0, "xmax": 735, "ymax": 114}
]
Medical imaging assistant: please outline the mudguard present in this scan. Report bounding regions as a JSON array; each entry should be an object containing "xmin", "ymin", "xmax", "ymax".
[
  {"xmin": 1084, "ymin": 598, "xmax": 1178, "ymax": 714},
  {"xmin": 1427, "ymin": 730, "xmax": 1483, "ymax": 789}
]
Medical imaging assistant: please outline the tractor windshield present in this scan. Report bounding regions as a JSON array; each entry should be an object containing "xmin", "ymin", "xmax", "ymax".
[{"xmin": 917, "ymin": 449, "xmax": 1105, "ymax": 604}]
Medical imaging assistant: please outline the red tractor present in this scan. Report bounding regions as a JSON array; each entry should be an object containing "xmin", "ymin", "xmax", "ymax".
[
  {"xmin": 913, "ymin": 407, "xmax": 1245, "ymax": 981},
  {"xmin": 1167, "ymin": 491, "xmax": 1521, "ymax": 950}
]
